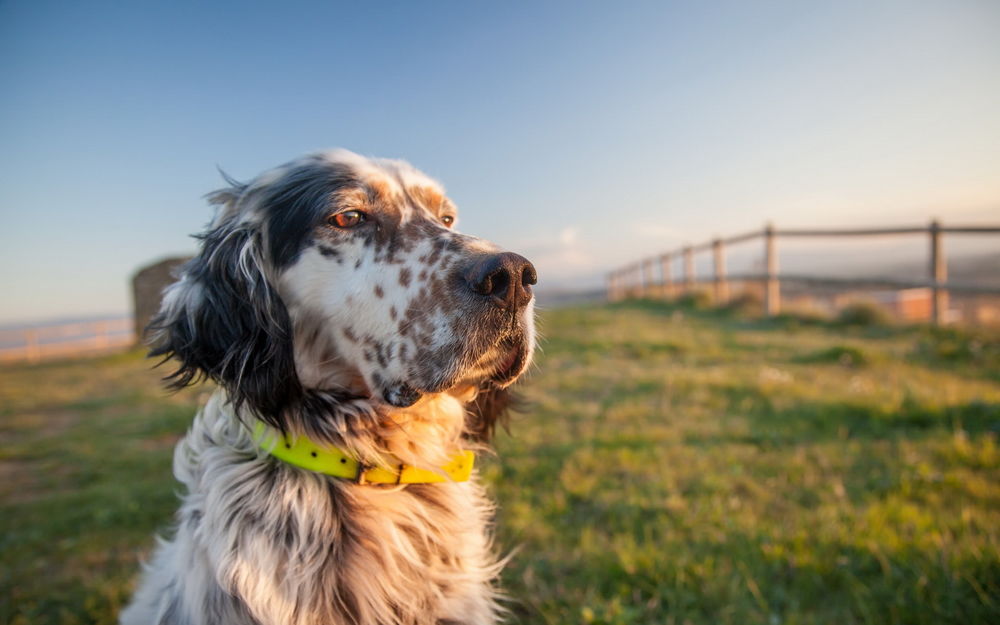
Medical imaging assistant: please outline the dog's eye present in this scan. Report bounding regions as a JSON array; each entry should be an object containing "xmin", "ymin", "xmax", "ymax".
[
  {"xmin": 329, "ymin": 210, "xmax": 366, "ymax": 228},
  {"xmin": 441, "ymin": 215, "xmax": 455, "ymax": 228}
]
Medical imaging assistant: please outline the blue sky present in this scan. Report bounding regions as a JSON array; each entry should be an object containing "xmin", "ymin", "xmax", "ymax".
[{"xmin": 1, "ymin": 1, "xmax": 998, "ymax": 323}]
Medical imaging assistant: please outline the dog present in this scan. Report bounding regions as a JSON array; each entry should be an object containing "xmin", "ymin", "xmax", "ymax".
[{"xmin": 120, "ymin": 150, "xmax": 537, "ymax": 625}]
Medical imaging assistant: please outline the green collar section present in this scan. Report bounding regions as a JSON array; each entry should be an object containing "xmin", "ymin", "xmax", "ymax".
[{"xmin": 252, "ymin": 422, "xmax": 474, "ymax": 484}]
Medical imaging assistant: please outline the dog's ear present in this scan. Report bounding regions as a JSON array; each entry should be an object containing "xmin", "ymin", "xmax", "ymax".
[
  {"xmin": 148, "ymin": 208, "xmax": 300, "ymax": 431},
  {"xmin": 465, "ymin": 385, "xmax": 520, "ymax": 442}
]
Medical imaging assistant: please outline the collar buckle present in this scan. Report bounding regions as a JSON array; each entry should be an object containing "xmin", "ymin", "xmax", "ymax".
[{"xmin": 354, "ymin": 461, "xmax": 371, "ymax": 485}]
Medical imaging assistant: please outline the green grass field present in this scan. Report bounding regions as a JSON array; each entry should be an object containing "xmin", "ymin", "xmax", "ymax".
[{"xmin": 2, "ymin": 301, "xmax": 999, "ymax": 624}]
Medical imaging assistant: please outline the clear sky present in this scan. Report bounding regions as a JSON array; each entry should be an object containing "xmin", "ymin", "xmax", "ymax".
[{"xmin": 2, "ymin": 0, "xmax": 998, "ymax": 324}]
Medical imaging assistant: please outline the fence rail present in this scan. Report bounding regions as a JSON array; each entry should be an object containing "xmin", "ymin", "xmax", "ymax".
[
  {"xmin": 0, "ymin": 317, "xmax": 135, "ymax": 364},
  {"xmin": 608, "ymin": 220, "xmax": 1000, "ymax": 324}
]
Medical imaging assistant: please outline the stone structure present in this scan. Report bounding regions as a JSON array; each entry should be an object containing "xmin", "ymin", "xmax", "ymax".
[{"xmin": 131, "ymin": 256, "xmax": 191, "ymax": 343}]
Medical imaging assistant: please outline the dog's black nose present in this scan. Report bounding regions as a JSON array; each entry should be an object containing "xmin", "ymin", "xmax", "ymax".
[{"xmin": 464, "ymin": 252, "xmax": 537, "ymax": 310}]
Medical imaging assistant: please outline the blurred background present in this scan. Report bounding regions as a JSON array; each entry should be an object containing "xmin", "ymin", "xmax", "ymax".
[{"xmin": 1, "ymin": 1, "xmax": 998, "ymax": 624}]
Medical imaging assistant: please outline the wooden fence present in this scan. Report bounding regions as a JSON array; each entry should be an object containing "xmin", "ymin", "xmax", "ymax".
[
  {"xmin": 607, "ymin": 220, "xmax": 1000, "ymax": 325},
  {"xmin": 0, "ymin": 317, "xmax": 135, "ymax": 364}
]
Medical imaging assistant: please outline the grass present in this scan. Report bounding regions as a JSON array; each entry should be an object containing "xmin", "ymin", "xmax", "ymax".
[
  {"xmin": 0, "ymin": 350, "xmax": 209, "ymax": 624},
  {"xmin": 2, "ymin": 301, "xmax": 999, "ymax": 624}
]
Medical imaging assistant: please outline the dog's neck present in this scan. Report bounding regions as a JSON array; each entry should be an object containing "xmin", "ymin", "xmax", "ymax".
[
  {"xmin": 243, "ymin": 385, "xmax": 478, "ymax": 475},
  {"xmin": 151, "ymin": 390, "xmax": 504, "ymax": 625}
]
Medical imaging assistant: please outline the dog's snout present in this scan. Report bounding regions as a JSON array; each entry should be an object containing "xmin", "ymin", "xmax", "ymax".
[{"xmin": 464, "ymin": 252, "xmax": 537, "ymax": 310}]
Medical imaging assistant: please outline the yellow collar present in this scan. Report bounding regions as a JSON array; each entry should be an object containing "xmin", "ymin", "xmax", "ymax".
[{"xmin": 252, "ymin": 422, "xmax": 474, "ymax": 484}]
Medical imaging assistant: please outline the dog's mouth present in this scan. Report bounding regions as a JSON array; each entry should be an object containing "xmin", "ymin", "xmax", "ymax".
[
  {"xmin": 489, "ymin": 339, "xmax": 529, "ymax": 387},
  {"xmin": 379, "ymin": 334, "xmax": 531, "ymax": 407}
]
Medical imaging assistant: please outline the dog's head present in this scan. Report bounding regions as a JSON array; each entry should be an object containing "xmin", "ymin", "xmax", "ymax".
[{"xmin": 150, "ymin": 150, "xmax": 535, "ymax": 439}]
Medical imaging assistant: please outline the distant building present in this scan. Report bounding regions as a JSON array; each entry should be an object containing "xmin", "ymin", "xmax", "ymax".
[
  {"xmin": 870, "ymin": 288, "xmax": 934, "ymax": 322},
  {"xmin": 131, "ymin": 257, "xmax": 191, "ymax": 343},
  {"xmin": 833, "ymin": 288, "xmax": 958, "ymax": 323}
]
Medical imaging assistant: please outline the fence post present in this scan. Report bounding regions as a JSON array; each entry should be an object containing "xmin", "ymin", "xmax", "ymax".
[
  {"xmin": 642, "ymin": 259, "xmax": 655, "ymax": 298},
  {"xmin": 660, "ymin": 254, "xmax": 673, "ymax": 299},
  {"xmin": 764, "ymin": 223, "xmax": 780, "ymax": 316},
  {"xmin": 713, "ymin": 238, "xmax": 729, "ymax": 304},
  {"xmin": 930, "ymin": 219, "xmax": 948, "ymax": 325},
  {"xmin": 683, "ymin": 246, "xmax": 694, "ymax": 293}
]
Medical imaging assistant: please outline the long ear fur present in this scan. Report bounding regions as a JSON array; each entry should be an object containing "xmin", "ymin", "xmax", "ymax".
[
  {"xmin": 147, "ymin": 212, "xmax": 300, "ymax": 431},
  {"xmin": 465, "ymin": 385, "xmax": 521, "ymax": 442}
]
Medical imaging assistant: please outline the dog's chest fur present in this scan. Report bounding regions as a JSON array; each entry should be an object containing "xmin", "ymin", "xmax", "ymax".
[{"xmin": 120, "ymin": 392, "xmax": 502, "ymax": 625}]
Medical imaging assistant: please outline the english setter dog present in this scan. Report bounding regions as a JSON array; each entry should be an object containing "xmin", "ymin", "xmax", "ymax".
[{"xmin": 121, "ymin": 150, "xmax": 536, "ymax": 625}]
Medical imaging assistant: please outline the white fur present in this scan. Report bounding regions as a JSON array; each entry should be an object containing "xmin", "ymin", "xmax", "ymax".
[{"xmin": 121, "ymin": 392, "xmax": 504, "ymax": 625}]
